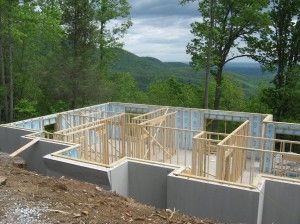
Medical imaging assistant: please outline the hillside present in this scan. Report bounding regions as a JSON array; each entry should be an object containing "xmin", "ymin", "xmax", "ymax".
[
  {"xmin": 110, "ymin": 49, "xmax": 201, "ymax": 90},
  {"xmin": 110, "ymin": 49, "xmax": 274, "ymax": 97}
]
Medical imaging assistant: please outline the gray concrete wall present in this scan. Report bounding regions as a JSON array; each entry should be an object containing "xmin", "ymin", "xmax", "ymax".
[
  {"xmin": 19, "ymin": 138, "xmax": 70, "ymax": 175},
  {"xmin": 0, "ymin": 125, "xmax": 73, "ymax": 175},
  {"xmin": 0, "ymin": 126, "xmax": 34, "ymax": 153},
  {"xmin": 128, "ymin": 161, "xmax": 175, "ymax": 209},
  {"xmin": 44, "ymin": 155, "xmax": 111, "ymax": 190},
  {"xmin": 256, "ymin": 179, "xmax": 266, "ymax": 224},
  {"xmin": 110, "ymin": 160, "xmax": 129, "ymax": 197},
  {"xmin": 262, "ymin": 179, "xmax": 300, "ymax": 224},
  {"xmin": 167, "ymin": 174, "xmax": 260, "ymax": 223}
]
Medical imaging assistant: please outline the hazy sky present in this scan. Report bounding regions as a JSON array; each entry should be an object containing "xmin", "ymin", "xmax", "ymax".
[{"xmin": 122, "ymin": 0, "xmax": 199, "ymax": 62}]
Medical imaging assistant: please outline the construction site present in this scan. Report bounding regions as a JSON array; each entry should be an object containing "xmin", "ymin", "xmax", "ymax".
[{"xmin": 1, "ymin": 102, "xmax": 300, "ymax": 223}]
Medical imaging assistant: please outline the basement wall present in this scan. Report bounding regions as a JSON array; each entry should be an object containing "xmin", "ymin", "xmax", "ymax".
[
  {"xmin": 44, "ymin": 157, "xmax": 176, "ymax": 209},
  {"xmin": 167, "ymin": 174, "xmax": 260, "ymax": 223},
  {"xmin": 3, "ymin": 132, "xmax": 300, "ymax": 224},
  {"xmin": 18, "ymin": 139, "xmax": 71, "ymax": 175},
  {"xmin": 0, "ymin": 126, "xmax": 34, "ymax": 154},
  {"xmin": 0, "ymin": 125, "xmax": 75, "ymax": 175},
  {"xmin": 128, "ymin": 161, "xmax": 176, "ymax": 209},
  {"xmin": 110, "ymin": 160, "xmax": 129, "ymax": 196},
  {"xmin": 44, "ymin": 155, "xmax": 111, "ymax": 190},
  {"xmin": 262, "ymin": 179, "xmax": 300, "ymax": 224}
]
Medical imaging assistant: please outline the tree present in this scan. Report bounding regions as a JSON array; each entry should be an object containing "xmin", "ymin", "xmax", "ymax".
[
  {"xmin": 57, "ymin": 0, "xmax": 132, "ymax": 108},
  {"xmin": 179, "ymin": 0, "xmax": 270, "ymax": 112},
  {"xmin": 0, "ymin": 0, "xmax": 63, "ymax": 122},
  {"xmin": 107, "ymin": 72, "xmax": 147, "ymax": 103},
  {"xmin": 147, "ymin": 77, "xmax": 202, "ymax": 108},
  {"xmin": 220, "ymin": 75, "xmax": 244, "ymax": 111},
  {"xmin": 93, "ymin": 0, "xmax": 132, "ymax": 74},
  {"xmin": 242, "ymin": 82, "xmax": 270, "ymax": 114},
  {"xmin": 203, "ymin": 0, "xmax": 215, "ymax": 109},
  {"xmin": 0, "ymin": 0, "xmax": 17, "ymax": 122},
  {"xmin": 253, "ymin": 0, "xmax": 300, "ymax": 121}
]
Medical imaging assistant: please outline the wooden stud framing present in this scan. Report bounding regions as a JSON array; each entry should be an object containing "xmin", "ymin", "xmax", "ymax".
[{"xmin": 47, "ymin": 106, "xmax": 300, "ymax": 185}]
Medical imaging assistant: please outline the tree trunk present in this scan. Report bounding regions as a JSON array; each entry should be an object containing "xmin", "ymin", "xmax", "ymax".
[
  {"xmin": 0, "ymin": 8, "xmax": 8, "ymax": 122},
  {"xmin": 212, "ymin": 65, "xmax": 223, "ymax": 132},
  {"xmin": 213, "ymin": 66, "xmax": 223, "ymax": 111},
  {"xmin": 203, "ymin": 0, "xmax": 215, "ymax": 109},
  {"xmin": 9, "ymin": 36, "xmax": 13, "ymax": 122},
  {"xmin": 8, "ymin": 5, "xmax": 13, "ymax": 122}
]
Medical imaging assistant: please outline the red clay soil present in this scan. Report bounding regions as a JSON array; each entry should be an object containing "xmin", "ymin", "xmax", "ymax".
[{"xmin": 0, "ymin": 152, "xmax": 219, "ymax": 224}]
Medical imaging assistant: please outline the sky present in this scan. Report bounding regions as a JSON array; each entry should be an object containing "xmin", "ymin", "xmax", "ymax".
[{"xmin": 121, "ymin": 0, "xmax": 199, "ymax": 63}]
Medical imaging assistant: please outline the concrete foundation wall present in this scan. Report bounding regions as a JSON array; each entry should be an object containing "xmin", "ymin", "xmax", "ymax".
[
  {"xmin": 0, "ymin": 126, "xmax": 34, "ymax": 153},
  {"xmin": 110, "ymin": 160, "xmax": 129, "ymax": 196},
  {"xmin": 0, "ymin": 126, "xmax": 68, "ymax": 175},
  {"xmin": 262, "ymin": 179, "xmax": 300, "ymax": 224},
  {"xmin": 27, "ymin": 151, "xmax": 300, "ymax": 224},
  {"xmin": 44, "ymin": 155, "xmax": 111, "ymax": 190},
  {"xmin": 167, "ymin": 174, "xmax": 259, "ymax": 223},
  {"xmin": 18, "ymin": 139, "xmax": 70, "ymax": 175},
  {"xmin": 128, "ymin": 161, "xmax": 175, "ymax": 209}
]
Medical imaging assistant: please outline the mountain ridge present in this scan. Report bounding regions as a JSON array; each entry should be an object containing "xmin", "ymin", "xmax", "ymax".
[{"xmin": 110, "ymin": 48, "xmax": 274, "ymax": 97}]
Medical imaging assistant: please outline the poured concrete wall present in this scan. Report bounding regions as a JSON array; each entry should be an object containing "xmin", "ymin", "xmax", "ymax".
[
  {"xmin": 110, "ymin": 160, "xmax": 129, "ymax": 196},
  {"xmin": 19, "ymin": 139, "xmax": 71, "ymax": 175},
  {"xmin": 43, "ymin": 157, "xmax": 176, "ymax": 209},
  {"xmin": 167, "ymin": 174, "xmax": 260, "ymax": 223},
  {"xmin": 0, "ymin": 126, "xmax": 66, "ymax": 174},
  {"xmin": 262, "ymin": 179, "xmax": 300, "ymax": 224},
  {"xmin": 30, "ymin": 151, "xmax": 300, "ymax": 224},
  {"xmin": 128, "ymin": 161, "xmax": 175, "ymax": 209},
  {"xmin": 44, "ymin": 155, "xmax": 111, "ymax": 190},
  {"xmin": 0, "ymin": 126, "xmax": 34, "ymax": 154}
]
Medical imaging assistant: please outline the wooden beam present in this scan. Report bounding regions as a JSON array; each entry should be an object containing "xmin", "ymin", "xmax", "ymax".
[{"xmin": 10, "ymin": 138, "xmax": 40, "ymax": 157}]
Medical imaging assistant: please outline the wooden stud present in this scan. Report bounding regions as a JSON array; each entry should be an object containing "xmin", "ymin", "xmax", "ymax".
[{"xmin": 10, "ymin": 138, "xmax": 40, "ymax": 157}]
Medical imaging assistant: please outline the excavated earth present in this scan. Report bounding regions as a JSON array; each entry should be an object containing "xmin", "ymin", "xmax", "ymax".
[{"xmin": 0, "ymin": 152, "xmax": 219, "ymax": 224}]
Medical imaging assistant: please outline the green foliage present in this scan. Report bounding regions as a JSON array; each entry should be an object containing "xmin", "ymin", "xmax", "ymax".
[
  {"xmin": 220, "ymin": 76, "xmax": 244, "ymax": 111},
  {"xmin": 54, "ymin": 0, "xmax": 132, "ymax": 109},
  {"xmin": 254, "ymin": 0, "xmax": 300, "ymax": 122},
  {"xmin": 180, "ymin": 0, "xmax": 270, "ymax": 113},
  {"xmin": 50, "ymin": 100, "xmax": 71, "ymax": 114},
  {"xmin": 14, "ymin": 98, "xmax": 38, "ymax": 120},
  {"xmin": 107, "ymin": 72, "xmax": 148, "ymax": 103},
  {"xmin": 180, "ymin": 0, "xmax": 270, "ymax": 69},
  {"xmin": 242, "ymin": 82, "xmax": 270, "ymax": 114},
  {"xmin": 110, "ymin": 49, "xmax": 202, "ymax": 91},
  {"xmin": 262, "ymin": 85, "xmax": 300, "ymax": 122},
  {"xmin": 147, "ymin": 77, "xmax": 203, "ymax": 108},
  {"xmin": 0, "ymin": 0, "xmax": 65, "ymax": 122},
  {"xmin": 2, "ymin": 0, "xmax": 299, "ymax": 126}
]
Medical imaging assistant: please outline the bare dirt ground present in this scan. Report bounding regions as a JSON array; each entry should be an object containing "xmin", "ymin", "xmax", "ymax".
[{"xmin": 0, "ymin": 152, "xmax": 219, "ymax": 224}]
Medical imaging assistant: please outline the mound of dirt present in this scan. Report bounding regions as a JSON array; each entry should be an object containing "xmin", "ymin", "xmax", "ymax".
[{"xmin": 0, "ymin": 152, "xmax": 218, "ymax": 223}]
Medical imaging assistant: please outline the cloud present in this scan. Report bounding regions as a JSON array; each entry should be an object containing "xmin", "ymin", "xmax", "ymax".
[{"xmin": 121, "ymin": 0, "xmax": 199, "ymax": 62}]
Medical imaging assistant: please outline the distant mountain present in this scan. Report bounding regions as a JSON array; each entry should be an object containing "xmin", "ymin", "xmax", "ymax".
[
  {"xmin": 110, "ymin": 49, "xmax": 201, "ymax": 90},
  {"xmin": 224, "ymin": 62, "xmax": 273, "ymax": 76},
  {"xmin": 110, "ymin": 49, "xmax": 274, "ymax": 97}
]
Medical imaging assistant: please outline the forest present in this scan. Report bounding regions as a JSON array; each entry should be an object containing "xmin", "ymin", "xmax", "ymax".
[{"xmin": 0, "ymin": 0, "xmax": 299, "ymax": 124}]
